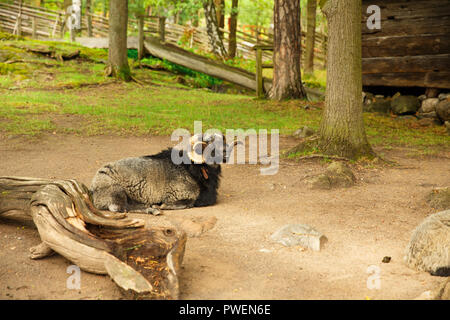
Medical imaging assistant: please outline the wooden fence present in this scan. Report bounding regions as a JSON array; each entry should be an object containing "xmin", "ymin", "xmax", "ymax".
[{"xmin": 0, "ymin": 1, "xmax": 327, "ymax": 67}]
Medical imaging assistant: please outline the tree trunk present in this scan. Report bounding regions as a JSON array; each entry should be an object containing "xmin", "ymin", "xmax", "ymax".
[
  {"xmin": 269, "ymin": 0, "xmax": 306, "ymax": 100},
  {"xmin": 86, "ymin": 0, "xmax": 93, "ymax": 37},
  {"xmin": 203, "ymin": 0, "xmax": 227, "ymax": 59},
  {"xmin": 103, "ymin": 0, "xmax": 108, "ymax": 17},
  {"xmin": 318, "ymin": 0, "xmax": 374, "ymax": 159},
  {"xmin": 228, "ymin": 0, "xmax": 238, "ymax": 58},
  {"xmin": 107, "ymin": 0, "xmax": 131, "ymax": 81},
  {"xmin": 0, "ymin": 177, "xmax": 186, "ymax": 300},
  {"xmin": 214, "ymin": 0, "xmax": 225, "ymax": 38},
  {"xmin": 304, "ymin": 0, "xmax": 317, "ymax": 74}
]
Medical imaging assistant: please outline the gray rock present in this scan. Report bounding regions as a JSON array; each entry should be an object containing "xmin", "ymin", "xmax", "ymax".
[
  {"xmin": 363, "ymin": 92, "xmax": 374, "ymax": 105},
  {"xmin": 392, "ymin": 92, "xmax": 401, "ymax": 99},
  {"xmin": 364, "ymin": 98, "xmax": 391, "ymax": 113},
  {"xmin": 436, "ymin": 100, "xmax": 450, "ymax": 122},
  {"xmin": 391, "ymin": 95, "xmax": 420, "ymax": 115},
  {"xmin": 418, "ymin": 95, "xmax": 427, "ymax": 102},
  {"xmin": 306, "ymin": 174, "xmax": 332, "ymax": 190},
  {"xmin": 306, "ymin": 162, "xmax": 356, "ymax": 189},
  {"xmin": 271, "ymin": 224, "xmax": 327, "ymax": 251},
  {"xmin": 417, "ymin": 111, "xmax": 438, "ymax": 119},
  {"xmin": 438, "ymin": 93, "xmax": 450, "ymax": 101},
  {"xmin": 421, "ymin": 98, "xmax": 439, "ymax": 113},
  {"xmin": 293, "ymin": 126, "xmax": 315, "ymax": 139}
]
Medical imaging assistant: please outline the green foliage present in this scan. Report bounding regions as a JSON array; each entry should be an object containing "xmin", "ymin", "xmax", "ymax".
[
  {"xmin": 234, "ymin": 0, "xmax": 273, "ymax": 27},
  {"xmin": 141, "ymin": 56, "xmax": 223, "ymax": 88}
]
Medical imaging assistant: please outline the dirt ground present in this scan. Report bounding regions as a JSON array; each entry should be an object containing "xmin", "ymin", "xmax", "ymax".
[{"xmin": 0, "ymin": 133, "xmax": 449, "ymax": 300}]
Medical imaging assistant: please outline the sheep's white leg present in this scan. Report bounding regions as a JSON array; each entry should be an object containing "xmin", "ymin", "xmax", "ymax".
[{"xmin": 127, "ymin": 204, "xmax": 162, "ymax": 215}]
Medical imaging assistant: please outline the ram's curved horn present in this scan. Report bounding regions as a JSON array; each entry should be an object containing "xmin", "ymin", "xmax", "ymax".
[{"xmin": 188, "ymin": 134, "xmax": 206, "ymax": 163}]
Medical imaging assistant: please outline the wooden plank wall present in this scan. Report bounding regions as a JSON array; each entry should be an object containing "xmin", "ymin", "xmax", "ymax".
[{"xmin": 362, "ymin": 0, "xmax": 450, "ymax": 89}]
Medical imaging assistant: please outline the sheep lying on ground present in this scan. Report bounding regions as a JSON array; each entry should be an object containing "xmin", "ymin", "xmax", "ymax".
[
  {"xmin": 404, "ymin": 209, "xmax": 450, "ymax": 277},
  {"xmin": 90, "ymin": 133, "xmax": 239, "ymax": 215}
]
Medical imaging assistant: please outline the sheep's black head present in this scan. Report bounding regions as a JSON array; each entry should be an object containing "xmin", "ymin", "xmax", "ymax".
[{"xmin": 187, "ymin": 133, "xmax": 241, "ymax": 165}]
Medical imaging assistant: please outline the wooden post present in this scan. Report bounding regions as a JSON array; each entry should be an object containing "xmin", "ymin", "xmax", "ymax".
[
  {"xmin": 255, "ymin": 47, "xmax": 263, "ymax": 98},
  {"xmin": 138, "ymin": 15, "xmax": 144, "ymax": 60},
  {"xmin": 52, "ymin": 14, "xmax": 59, "ymax": 38},
  {"xmin": 158, "ymin": 16, "xmax": 166, "ymax": 43},
  {"xmin": 70, "ymin": 25, "xmax": 75, "ymax": 42},
  {"xmin": 32, "ymin": 17, "xmax": 37, "ymax": 39},
  {"xmin": 86, "ymin": 13, "xmax": 93, "ymax": 37}
]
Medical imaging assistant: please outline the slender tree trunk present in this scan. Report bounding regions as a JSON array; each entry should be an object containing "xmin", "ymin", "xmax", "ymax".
[
  {"xmin": 214, "ymin": 0, "xmax": 225, "ymax": 38},
  {"xmin": 86, "ymin": 0, "xmax": 93, "ymax": 37},
  {"xmin": 203, "ymin": 0, "xmax": 227, "ymax": 58},
  {"xmin": 269, "ymin": 0, "xmax": 306, "ymax": 100},
  {"xmin": 103, "ymin": 0, "xmax": 108, "ymax": 17},
  {"xmin": 107, "ymin": 0, "xmax": 131, "ymax": 81},
  {"xmin": 304, "ymin": 0, "xmax": 317, "ymax": 74},
  {"xmin": 228, "ymin": 0, "xmax": 238, "ymax": 58},
  {"xmin": 318, "ymin": 0, "xmax": 374, "ymax": 159}
]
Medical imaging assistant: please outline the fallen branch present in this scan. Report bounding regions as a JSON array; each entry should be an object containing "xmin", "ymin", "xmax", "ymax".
[{"xmin": 0, "ymin": 176, "xmax": 186, "ymax": 299}]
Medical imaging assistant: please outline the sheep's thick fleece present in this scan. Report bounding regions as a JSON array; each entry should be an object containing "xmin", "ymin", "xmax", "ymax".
[{"xmin": 91, "ymin": 153, "xmax": 202, "ymax": 213}]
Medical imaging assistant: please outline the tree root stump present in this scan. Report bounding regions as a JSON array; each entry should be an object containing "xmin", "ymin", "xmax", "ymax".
[{"xmin": 0, "ymin": 176, "xmax": 187, "ymax": 300}]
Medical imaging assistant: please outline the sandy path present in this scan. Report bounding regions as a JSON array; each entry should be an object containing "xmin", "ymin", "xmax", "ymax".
[{"xmin": 0, "ymin": 134, "xmax": 448, "ymax": 299}]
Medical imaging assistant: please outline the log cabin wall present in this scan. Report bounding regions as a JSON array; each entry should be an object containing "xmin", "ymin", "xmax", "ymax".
[{"xmin": 362, "ymin": 0, "xmax": 450, "ymax": 89}]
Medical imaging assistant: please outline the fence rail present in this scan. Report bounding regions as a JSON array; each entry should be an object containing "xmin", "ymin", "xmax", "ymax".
[{"xmin": 0, "ymin": 1, "xmax": 327, "ymax": 67}]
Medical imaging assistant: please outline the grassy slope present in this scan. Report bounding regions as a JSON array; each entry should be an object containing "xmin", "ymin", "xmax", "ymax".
[{"xmin": 0, "ymin": 35, "xmax": 448, "ymax": 154}]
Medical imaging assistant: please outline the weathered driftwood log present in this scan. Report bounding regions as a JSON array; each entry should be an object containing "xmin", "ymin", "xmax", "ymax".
[{"xmin": 0, "ymin": 176, "xmax": 186, "ymax": 299}]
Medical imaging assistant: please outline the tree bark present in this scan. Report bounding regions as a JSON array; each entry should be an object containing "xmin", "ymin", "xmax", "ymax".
[
  {"xmin": 86, "ymin": 0, "xmax": 93, "ymax": 37},
  {"xmin": 228, "ymin": 0, "xmax": 239, "ymax": 58},
  {"xmin": 304, "ymin": 0, "xmax": 317, "ymax": 74},
  {"xmin": 214, "ymin": 0, "xmax": 225, "ymax": 38},
  {"xmin": 203, "ymin": 0, "xmax": 227, "ymax": 59},
  {"xmin": 269, "ymin": 0, "xmax": 306, "ymax": 100},
  {"xmin": 318, "ymin": 0, "xmax": 374, "ymax": 159},
  {"xmin": 107, "ymin": 0, "xmax": 131, "ymax": 81}
]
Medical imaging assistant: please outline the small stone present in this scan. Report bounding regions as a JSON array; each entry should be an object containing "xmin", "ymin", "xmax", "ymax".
[
  {"xmin": 391, "ymin": 95, "xmax": 420, "ymax": 115},
  {"xmin": 436, "ymin": 100, "xmax": 450, "ymax": 122},
  {"xmin": 306, "ymin": 174, "xmax": 331, "ymax": 190},
  {"xmin": 271, "ymin": 224, "xmax": 327, "ymax": 251},
  {"xmin": 364, "ymin": 98, "xmax": 391, "ymax": 113},
  {"xmin": 293, "ymin": 126, "xmax": 315, "ymax": 139},
  {"xmin": 445, "ymin": 121, "xmax": 450, "ymax": 135},
  {"xmin": 325, "ymin": 162, "xmax": 356, "ymax": 188},
  {"xmin": 392, "ymin": 92, "xmax": 401, "ymax": 99},
  {"xmin": 416, "ymin": 111, "xmax": 437, "ymax": 119},
  {"xmin": 438, "ymin": 93, "xmax": 450, "ymax": 101},
  {"xmin": 382, "ymin": 256, "xmax": 391, "ymax": 263},
  {"xmin": 421, "ymin": 98, "xmax": 439, "ymax": 113},
  {"xmin": 418, "ymin": 95, "xmax": 427, "ymax": 102},
  {"xmin": 306, "ymin": 162, "xmax": 356, "ymax": 189}
]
